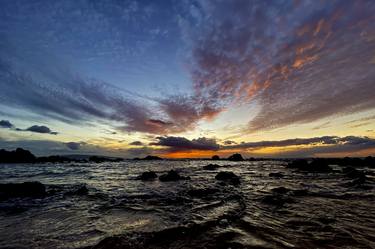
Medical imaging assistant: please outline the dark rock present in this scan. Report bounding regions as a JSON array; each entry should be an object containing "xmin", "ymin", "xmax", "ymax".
[
  {"xmin": 0, "ymin": 148, "xmax": 36, "ymax": 163},
  {"xmin": 215, "ymin": 171, "xmax": 240, "ymax": 185},
  {"xmin": 137, "ymin": 171, "xmax": 158, "ymax": 181},
  {"xmin": 203, "ymin": 164, "xmax": 220, "ymax": 170},
  {"xmin": 271, "ymin": 187, "xmax": 290, "ymax": 194},
  {"xmin": 342, "ymin": 167, "xmax": 366, "ymax": 179},
  {"xmin": 287, "ymin": 159, "xmax": 332, "ymax": 172},
  {"xmin": 269, "ymin": 172, "xmax": 284, "ymax": 178},
  {"xmin": 308, "ymin": 159, "xmax": 333, "ymax": 172},
  {"xmin": 291, "ymin": 189, "xmax": 309, "ymax": 196},
  {"xmin": 0, "ymin": 181, "xmax": 46, "ymax": 199},
  {"xmin": 261, "ymin": 194, "xmax": 293, "ymax": 206},
  {"xmin": 159, "ymin": 170, "xmax": 189, "ymax": 182},
  {"xmin": 211, "ymin": 155, "xmax": 220, "ymax": 160},
  {"xmin": 142, "ymin": 155, "xmax": 163, "ymax": 160},
  {"xmin": 227, "ymin": 153, "xmax": 244, "ymax": 161},
  {"xmin": 287, "ymin": 159, "xmax": 309, "ymax": 169}
]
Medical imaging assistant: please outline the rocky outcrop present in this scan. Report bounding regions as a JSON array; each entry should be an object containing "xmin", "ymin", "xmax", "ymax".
[
  {"xmin": 203, "ymin": 164, "xmax": 220, "ymax": 170},
  {"xmin": 215, "ymin": 171, "xmax": 240, "ymax": 185},
  {"xmin": 159, "ymin": 170, "xmax": 190, "ymax": 182},
  {"xmin": 137, "ymin": 171, "xmax": 158, "ymax": 181},
  {"xmin": 227, "ymin": 153, "xmax": 244, "ymax": 161},
  {"xmin": 0, "ymin": 181, "xmax": 46, "ymax": 199},
  {"xmin": 0, "ymin": 148, "xmax": 36, "ymax": 163}
]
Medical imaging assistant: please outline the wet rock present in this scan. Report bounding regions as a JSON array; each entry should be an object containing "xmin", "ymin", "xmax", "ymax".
[
  {"xmin": 261, "ymin": 194, "xmax": 293, "ymax": 206},
  {"xmin": 342, "ymin": 167, "xmax": 366, "ymax": 179},
  {"xmin": 203, "ymin": 164, "xmax": 220, "ymax": 170},
  {"xmin": 215, "ymin": 171, "xmax": 240, "ymax": 185},
  {"xmin": 142, "ymin": 155, "xmax": 163, "ymax": 160},
  {"xmin": 291, "ymin": 189, "xmax": 309, "ymax": 196},
  {"xmin": 269, "ymin": 172, "xmax": 284, "ymax": 178},
  {"xmin": 0, "ymin": 148, "xmax": 36, "ymax": 163},
  {"xmin": 159, "ymin": 170, "xmax": 190, "ymax": 182},
  {"xmin": 287, "ymin": 159, "xmax": 332, "ymax": 172},
  {"xmin": 137, "ymin": 171, "xmax": 158, "ymax": 181},
  {"xmin": 227, "ymin": 153, "xmax": 244, "ymax": 161},
  {"xmin": 271, "ymin": 187, "xmax": 290, "ymax": 194},
  {"xmin": 0, "ymin": 181, "xmax": 46, "ymax": 199},
  {"xmin": 287, "ymin": 159, "xmax": 309, "ymax": 169},
  {"xmin": 308, "ymin": 159, "xmax": 333, "ymax": 172}
]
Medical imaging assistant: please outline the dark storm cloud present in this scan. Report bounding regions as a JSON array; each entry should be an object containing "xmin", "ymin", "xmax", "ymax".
[
  {"xmin": 150, "ymin": 135, "xmax": 375, "ymax": 156},
  {"xmin": 25, "ymin": 125, "xmax": 58, "ymax": 135},
  {"xmin": 183, "ymin": 0, "xmax": 375, "ymax": 131},
  {"xmin": 0, "ymin": 120, "xmax": 14, "ymax": 128},
  {"xmin": 151, "ymin": 136, "xmax": 220, "ymax": 151},
  {"xmin": 129, "ymin": 141, "xmax": 143, "ymax": 146},
  {"xmin": 65, "ymin": 142, "xmax": 81, "ymax": 150},
  {"xmin": 226, "ymin": 136, "xmax": 338, "ymax": 149}
]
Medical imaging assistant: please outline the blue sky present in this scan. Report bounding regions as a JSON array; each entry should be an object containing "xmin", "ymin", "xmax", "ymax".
[{"xmin": 0, "ymin": 0, "xmax": 374, "ymax": 158}]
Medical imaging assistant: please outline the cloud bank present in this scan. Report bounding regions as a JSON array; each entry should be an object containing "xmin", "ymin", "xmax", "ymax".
[{"xmin": 183, "ymin": 0, "xmax": 375, "ymax": 131}]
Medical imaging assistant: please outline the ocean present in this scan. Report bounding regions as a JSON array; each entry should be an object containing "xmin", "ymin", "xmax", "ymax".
[{"xmin": 0, "ymin": 160, "xmax": 374, "ymax": 249}]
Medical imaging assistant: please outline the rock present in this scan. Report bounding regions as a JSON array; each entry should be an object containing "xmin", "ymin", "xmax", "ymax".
[
  {"xmin": 269, "ymin": 172, "xmax": 284, "ymax": 178},
  {"xmin": 342, "ymin": 167, "xmax": 366, "ymax": 179},
  {"xmin": 308, "ymin": 159, "xmax": 333, "ymax": 172},
  {"xmin": 203, "ymin": 164, "xmax": 220, "ymax": 170},
  {"xmin": 215, "ymin": 171, "xmax": 240, "ymax": 185},
  {"xmin": 227, "ymin": 153, "xmax": 244, "ymax": 161},
  {"xmin": 142, "ymin": 155, "xmax": 163, "ymax": 160},
  {"xmin": 287, "ymin": 159, "xmax": 332, "ymax": 172},
  {"xmin": 271, "ymin": 187, "xmax": 290, "ymax": 194},
  {"xmin": 0, "ymin": 148, "xmax": 36, "ymax": 163},
  {"xmin": 261, "ymin": 194, "xmax": 293, "ymax": 206},
  {"xmin": 137, "ymin": 171, "xmax": 158, "ymax": 181},
  {"xmin": 159, "ymin": 170, "xmax": 189, "ymax": 182},
  {"xmin": 0, "ymin": 181, "xmax": 46, "ymax": 199},
  {"xmin": 287, "ymin": 159, "xmax": 309, "ymax": 169},
  {"xmin": 211, "ymin": 155, "xmax": 220, "ymax": 160}
]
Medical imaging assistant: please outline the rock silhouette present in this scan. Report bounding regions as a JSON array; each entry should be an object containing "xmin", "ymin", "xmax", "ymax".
[
  {"xmin": 0, "ymin": 181, "xmax": 46, "ymax": 199},
  {"xmin": 211, "ymin": 155, "xmax": 220, "ymax": 160},
  {"xmin": 227, "ymin": 153, "xmax": 244, "ymax": 161},
  {"xmin": 0, "ymin": 148, "xmax": 36, "ymax": 163},
  {"xmin": 203, "ymin": 164, "xmax": 220, "ymax": 170},
  {"xmin": 215, "ymin": 171, "xmax": 240, "ymax": 185},
  {"xmin": 159, "ymin": 170, "xmax": 190, "ymax": 182},
  {"xmin": 137, "ymin": 171, "xmax": 158, "ymax": 181}
]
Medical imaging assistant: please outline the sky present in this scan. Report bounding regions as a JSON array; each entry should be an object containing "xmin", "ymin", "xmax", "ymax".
[{"xmin": 0, "ymin": 0, "xmax": 374, "ymax": 158}]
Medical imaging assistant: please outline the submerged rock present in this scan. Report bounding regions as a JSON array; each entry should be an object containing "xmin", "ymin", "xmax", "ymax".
[
  {"xmin": 227, "ymin": 153, "xmax": 244, "ymax": 161},
  {"xmin": 187, "ymin": 188, "xmax": 219, "ymax": 198},
  {"xmin": 271, "ymin": 187, "xmax": 290, "ymax": 194},
  {"xmin": 137, "ymin": 171, "xmax": 158, "ymax": 181},
  {"xmin": 0, "ymin": 181, "xmax": 46, "ymax": 199},
  {"xmin": 269, "ymin": 172, "xmax": 284, "ymax": 178},
  {"xmin": 203, "ymin": 164, "xmax": 220, "ymax": 170},
  {"xmin": 159, "ymin": 170, "xmax": 190, "ymax": 182},
  {"xmin": 215, "ymin": 171, "xmax": 240, "ymax": 185},
  {"xmin": 287, "ymin": 159, "xmax": 332, "ymax": 172}
]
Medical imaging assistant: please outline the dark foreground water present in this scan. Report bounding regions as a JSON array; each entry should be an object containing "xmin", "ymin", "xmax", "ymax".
[{"xmin": 0, "ymin": 160, "xmax": 374, "ymax": 249}]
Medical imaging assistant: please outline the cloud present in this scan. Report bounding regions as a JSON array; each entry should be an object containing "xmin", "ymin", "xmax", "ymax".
[
  {"xmin": 65, "ymin": 142, "xmax": 81, "ymax": 150},
  {"xmin": 25, "ymin": 125, "xmax": 58, "ymax": 135},
  {"xmin": 151, "ymin": 136, "xmax": 220, "ymax": 151},
  {"xmin": 0, "ymin": 120, "xmax": 13, "ymax": 128},
  {"xmin": 129, "ymin": 141, "xmax": 143, "ymax": 146},
  {"xmin": 182, "ymin": 0, "xmax": 375, "ymax": 132}
]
